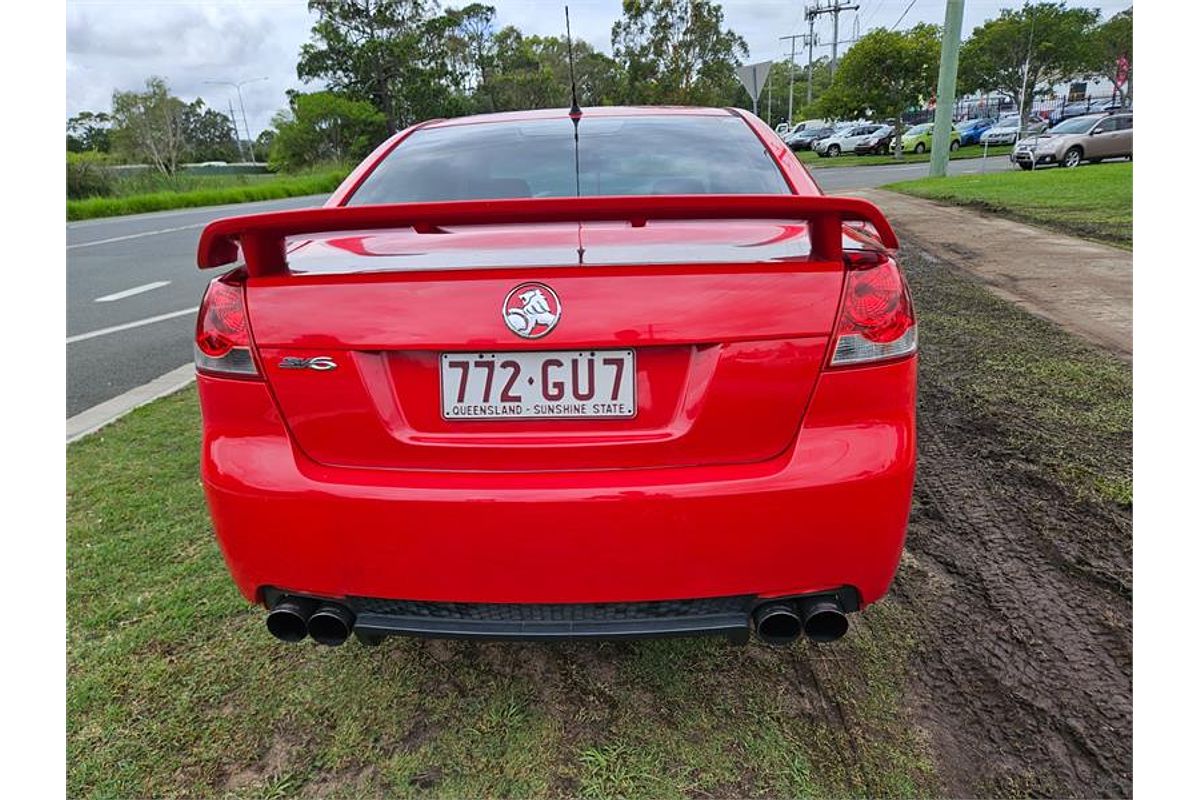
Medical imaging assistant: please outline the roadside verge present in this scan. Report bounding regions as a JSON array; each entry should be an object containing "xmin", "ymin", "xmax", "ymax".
[{"xmin": 842, "ymin": 187, "xmax": 1131, "ymax": 358}]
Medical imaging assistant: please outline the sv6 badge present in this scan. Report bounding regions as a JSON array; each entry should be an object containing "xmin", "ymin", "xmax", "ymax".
[{"xmin": 278, "ymin": 356, "xmax": 338, "ymax": 371}]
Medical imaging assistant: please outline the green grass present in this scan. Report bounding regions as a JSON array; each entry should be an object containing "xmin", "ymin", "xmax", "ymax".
[
  {"xmin": 884, "ymin": 161, "xmax": 1132, "ymax": 246},
  {"xmin": 66, "ymin": 169, "xmax": 350, "ymax": 221},
  {"xmin": 794, "ymin": 144, "xmax": 992, "ymax": 169},
  {"xmin": 67, "ymin": 389, "xmax": 939, "ymax": 798},
  {"xmin": 906, "ymin": 249, "xmax": 1132, "ymax": 506}
]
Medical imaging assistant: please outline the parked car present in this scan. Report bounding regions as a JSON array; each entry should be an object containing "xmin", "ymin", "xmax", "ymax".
[
  {"xmin": 900, "ymin": 123, "xmax": 961, "ymax": 154},
  {"xmin": 854, "ymin": 125, "xmax": 895, "ymax": 155},
  {"xmin": 1012, "ymin": 112, "xmax": 1133, "ymax": 169},
  {"xmin": 955, "ymin": 117, "xmax": 995, "ymax": 145},
  {"xmin": 788, "ymin": 124, "xmax": 836, "ymax": 151},
  {"xmin": 814, "ymin": 123, "xmax": 890, "ymax": 157},
  {"xmin": 980, "ymin": 115, "xmax": 1048, "ymax": 146},
  {"xmin": 192, "ymin": 106, "xmax": 917, "ymax": 648}
]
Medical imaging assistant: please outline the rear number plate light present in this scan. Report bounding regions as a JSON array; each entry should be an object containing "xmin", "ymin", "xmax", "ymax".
[{"xmin": 441, "ymin": 350, "xmax": 636, "ymax": 420}]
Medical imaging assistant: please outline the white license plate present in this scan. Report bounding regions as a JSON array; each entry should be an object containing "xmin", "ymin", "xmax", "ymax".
[{"xmin": 440, "ymin": 350, "xmax": 636, "ymax": 419}]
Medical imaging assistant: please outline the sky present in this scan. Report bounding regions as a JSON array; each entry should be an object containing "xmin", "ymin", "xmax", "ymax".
[{"xmin": 67, "ymin": 0, "xmax": 1133, "ymax": 137}]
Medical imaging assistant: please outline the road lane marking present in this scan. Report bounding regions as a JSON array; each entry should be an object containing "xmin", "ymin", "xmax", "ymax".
[
  {"xmin": 67, "ymin": 307, "xmax": 197, "ymax": 345},
  {"xmin": 67, "ymin": 363, "xmax": 195, "ymax": 443},
  {"xmin": 66, "ymin": 223, "xmax": 205, "ymax": 249},
  {"xmin": 94, "ymin": 280, "xmax": 171, "ymax": 303}
]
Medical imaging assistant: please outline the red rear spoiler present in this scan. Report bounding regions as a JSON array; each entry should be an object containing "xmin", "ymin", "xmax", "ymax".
[{"xmin": 197, "ymin": 194, "xmax": 899, "ymax": 276}]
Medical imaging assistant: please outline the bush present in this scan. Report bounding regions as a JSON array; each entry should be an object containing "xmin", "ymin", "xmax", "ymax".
[{"xmin": 66, "ymin": 152, "xmax": 116, "ymax": 199}]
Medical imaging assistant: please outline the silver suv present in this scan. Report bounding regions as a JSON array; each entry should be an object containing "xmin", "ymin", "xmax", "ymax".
[{"xmin": 1012, "ymin": 113, "xmax": 1133, "ymax": 170}]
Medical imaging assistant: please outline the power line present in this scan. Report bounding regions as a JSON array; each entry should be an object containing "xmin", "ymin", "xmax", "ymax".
[{"xmin": 891, "ymin": 0, "xmax": 919, "ymax": 31}]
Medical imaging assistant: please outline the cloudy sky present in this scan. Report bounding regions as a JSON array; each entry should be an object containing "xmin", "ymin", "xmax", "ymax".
[{"xmin": 67, "ymin": 0, "xmax": 1132, "ymax": 136}]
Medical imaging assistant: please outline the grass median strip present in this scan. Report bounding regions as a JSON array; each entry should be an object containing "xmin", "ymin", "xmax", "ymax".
[
  {"xmin": 67, "ymin": 169, "xmax": 349, "ymax": 221},
  {"xmin": 884, "ymin": 161, "xmax": 1132, "ymax": 246},
  {"xmin": 793, "ymin": 144, "xmax": 993, "ymax": 169}
]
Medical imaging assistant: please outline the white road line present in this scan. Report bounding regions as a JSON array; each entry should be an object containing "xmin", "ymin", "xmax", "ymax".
[
  {"xmin": 67, "ymin": 307, "xmax": 197, "ymax": 345},
  {"xmin": 67, "ymin": 363, "xmax": 195, "ymax": 443},
  {"xmin": 66, "ymin": 223, "xmax": 205, "ymax": 249},
  {"xmin": 94, "ymin": 280, "xmax": 171, "ymax": 303}
]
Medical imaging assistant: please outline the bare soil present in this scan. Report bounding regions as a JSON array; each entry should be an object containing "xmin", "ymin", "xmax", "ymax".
[{"xmin": 891, "ymin": 245, "xmax": 1132, "ymax": 797}]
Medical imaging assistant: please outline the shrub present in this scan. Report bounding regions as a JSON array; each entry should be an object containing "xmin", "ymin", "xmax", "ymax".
[{"xmin": 66, "ymin": 152, "xmax": 116, "ymax": 199}]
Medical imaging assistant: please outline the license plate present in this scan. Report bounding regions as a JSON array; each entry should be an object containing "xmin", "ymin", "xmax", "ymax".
[{"xmin": 440, "ymin": 350, "xmax": 636, "ymax": 419}]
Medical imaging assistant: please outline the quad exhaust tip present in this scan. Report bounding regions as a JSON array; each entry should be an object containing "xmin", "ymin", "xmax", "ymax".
[
  {"xmin": 753, "ymin": 596, "xmax": 849, "ymax": 645},
  {"xmin": 266, "ymin": 596, "xmax": 356, "ymax": 646},
  {"xmin": 307, "ymin": 603, "xmax": 356, "ymax": 647},
  {"xmin": 266, "ymin": 596, "xmax": 316, "ymax": 643}
]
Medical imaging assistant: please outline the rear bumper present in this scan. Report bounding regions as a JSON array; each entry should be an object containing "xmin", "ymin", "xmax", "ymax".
[{"xmin": 199, "ymin": 356, "xmax": 916, "ymax": 612}]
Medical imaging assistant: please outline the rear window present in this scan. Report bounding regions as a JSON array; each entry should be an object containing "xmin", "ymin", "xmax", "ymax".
[{"xmin": 348, "ymin": 115, "xmax": 792, "ymax": 204}]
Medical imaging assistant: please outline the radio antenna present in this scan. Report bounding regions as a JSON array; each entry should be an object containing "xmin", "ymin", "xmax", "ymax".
[{"xmin": 565, "ymin": 6, "xmax": 581, "ymax": 120}]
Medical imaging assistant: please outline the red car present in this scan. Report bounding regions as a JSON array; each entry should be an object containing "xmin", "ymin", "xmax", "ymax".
[{"xmin": 194, "ymin": 107, "xmax": 917, "ymax": 648}]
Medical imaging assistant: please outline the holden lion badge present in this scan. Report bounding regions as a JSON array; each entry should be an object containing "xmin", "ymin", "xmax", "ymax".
[{"xmin": 503, "ymin": 282, "xmax": 561, "ymax": 339}]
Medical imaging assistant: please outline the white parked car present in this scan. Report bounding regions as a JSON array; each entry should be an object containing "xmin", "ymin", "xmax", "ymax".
[
  {"xmin": 981, "ymin": 115, "xmax": 1048, "ymax": 146},
  {"xmin": 813, "ymin": 123, "xmax": 890, "ymax": 157}
]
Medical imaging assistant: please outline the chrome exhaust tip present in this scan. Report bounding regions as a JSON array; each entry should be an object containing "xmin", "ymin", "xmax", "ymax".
[
  {"xmin": 307, "ymin": 603, "xmax": 355, "ymax": 647},
  {"xmin": 266, "ymin": 596, "xmax": 316, "ymax": 643}
]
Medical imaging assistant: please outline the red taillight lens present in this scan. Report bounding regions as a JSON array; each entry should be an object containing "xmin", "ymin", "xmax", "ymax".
[
  {"xmin": 195, "ymin": 277, "xmax": 259, "ymax": 377},
  {"xmin": 829, "ymin": 252, "xmax": 918, "ymax": 366}
]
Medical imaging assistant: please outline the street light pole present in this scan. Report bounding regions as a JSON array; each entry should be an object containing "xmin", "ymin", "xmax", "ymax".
[{"xmin": 204, "ymin": 77, "xmax": 268, "ymax": 163}]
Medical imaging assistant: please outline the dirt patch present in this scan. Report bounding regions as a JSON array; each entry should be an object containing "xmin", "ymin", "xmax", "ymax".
[
  {"xmin": 844, "ymin": 188, "xmax": 1132, "ymax": 359},
  {"xmin": 893, "ymin": 248, "xmax": 1132, "ymax": 796}
]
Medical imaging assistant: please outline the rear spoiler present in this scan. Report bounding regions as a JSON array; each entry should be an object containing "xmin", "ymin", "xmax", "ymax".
[{"xmin": 197, "ymin": 194, "xmax": 899, "ymax": 276}]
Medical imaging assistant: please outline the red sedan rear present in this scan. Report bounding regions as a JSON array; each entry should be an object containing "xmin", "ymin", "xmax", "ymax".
[{"xmin": 194, "ymin": 107, "xmax": 917, "ymax": 647}]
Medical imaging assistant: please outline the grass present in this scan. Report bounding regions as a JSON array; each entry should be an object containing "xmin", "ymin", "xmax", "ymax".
[
  {"xmin": 905, "ymin": 249, "xmax": 1132, "ymax": 506},
  {"xmin": 67, "ymin": 388, "xmax": 939, "ymax": 798},
  {"xmin": 883, "ymin": 161, "xmax": 1132, "ymax": 246},
  {"xmin": 793, "ymin": 143, "xmax": 994, "ymax": 169},
  {"xmin": 66, "ymin": 168, "xmax": 350, "ymax": 221}
]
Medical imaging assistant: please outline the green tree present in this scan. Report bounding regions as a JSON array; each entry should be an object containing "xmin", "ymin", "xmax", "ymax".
[
  {"xmin": 815, "ymin": 24, "xmax": 941, "ymax": 156},
  {"xmin": 1086, "ymin": 8, "xmax": 1132, "ymax": 105},
  {"xmin": 110, "ymin": 77, "xmax": 188, "ymax": 175},
  {"xmin": 268, "ymin": 90, "xmax": 388, "ymax": 171},
  {"xmin": 477, "ymin": 28, "xmax": 622, "ymax": 112},
  {"xmin": 960, "ymin": 2, "xmax": 1099, "ymax": 118},
  {"xmin": 180, "ymin": 100, "xmax": 239, "ymax": 162},
  {"xmin": 761, "ymin": 57, "xmax": 834, "ymax": 127},
  {"xmin": 297, "ymin": 0, "xmax": 466, "ymax": 133},
  {"xmin": 611, "ymin": 0, "xmax": 747, "ymax": 106},
  {"xmin": 66, "ymin": 111, "xmax": 112, "ymax": 153}
]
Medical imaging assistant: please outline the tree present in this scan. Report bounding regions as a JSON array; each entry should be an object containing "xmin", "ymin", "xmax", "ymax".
[
  {"xmin": 474, "ymin": 28, "xmax": 622, "ymax": 112},
  {"xmin": 959, "ymin": 2, "xmax": 1099, "ymax": 119},
  {"xmin": 66, "ymin": 111, "xmax": 112, "ymax": 153},
  {"xmin": 297, "ymin": 0, "xmax": 466, "ymax": 133},
  {"xmin": 180, "ymin": 100, "xmax": 239, "ymax": 162},
  {"xmin": 611, "ymin": 0, "xmax": 747, "ymax": 106},
  {"xmin": 268, "ymin": 90, "xmax": 388, "ymax": 171},
  {"xmin": 815, "ymin": 24, "xmax": 941, "ymax": 157},
  {"xmin": 760, "ymin": 56, "xmax": 834, "ymax": 126},
  {"xmin": 1086, "ymin": 8, "xmax": 1132, "ymax": 105},
  {"xmin": 110, "ymin": 77, "xmax": 188, "ymax": 175}
]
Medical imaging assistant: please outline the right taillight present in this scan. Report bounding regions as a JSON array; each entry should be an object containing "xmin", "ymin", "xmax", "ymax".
[
  {"xmin": 194, "ymin": 275, "xmax": 259, "ymax": 377},
  {"xmin": 829, "ymin": 251, "xmax": 918, "ymax": 367}
]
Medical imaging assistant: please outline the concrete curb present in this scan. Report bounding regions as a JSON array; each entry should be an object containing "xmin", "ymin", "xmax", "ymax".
[{"xmin": 67, "ymin": 364, "xmax": 195, "ymax": 444}]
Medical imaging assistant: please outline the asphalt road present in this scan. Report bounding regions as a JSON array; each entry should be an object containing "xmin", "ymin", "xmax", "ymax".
[{"xmin": 65, "ymin": 155, "xmax": 1015, "ymax": 418}]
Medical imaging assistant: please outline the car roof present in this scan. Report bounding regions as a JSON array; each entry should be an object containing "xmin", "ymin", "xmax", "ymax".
[{"xmin": 422, "ymin": 106, "xmax": 736, "ymax": 129}]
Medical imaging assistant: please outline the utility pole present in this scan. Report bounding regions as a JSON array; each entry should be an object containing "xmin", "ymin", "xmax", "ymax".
[
  {"xmin": 806, "ymin": 1, "xmax": 859, "ymax": 77},
  {"xmin": 780, "ymin": 33, "xmax": 804, "ymax": 123},
  {"xmin": 930, "ymin": 0, "xmax": 965, "ymax": 178},
  {"xmin": 806, "ymin": 18, "xmax": 818, "ymax": 105}
]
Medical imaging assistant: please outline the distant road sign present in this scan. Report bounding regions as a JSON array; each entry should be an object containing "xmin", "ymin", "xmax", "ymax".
[{"xmin": 735, "ymin": 60, "xmax": 773, "ymax": 114}]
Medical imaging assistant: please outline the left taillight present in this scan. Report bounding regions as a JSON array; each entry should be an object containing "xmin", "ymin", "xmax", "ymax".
[
  {"xmin": 828, "ymin": 251, "xmax": 918, "ymax": 367},
  {"xmin": 194, "ymin": 275, "xmax": 259, "ymax": 377}
]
